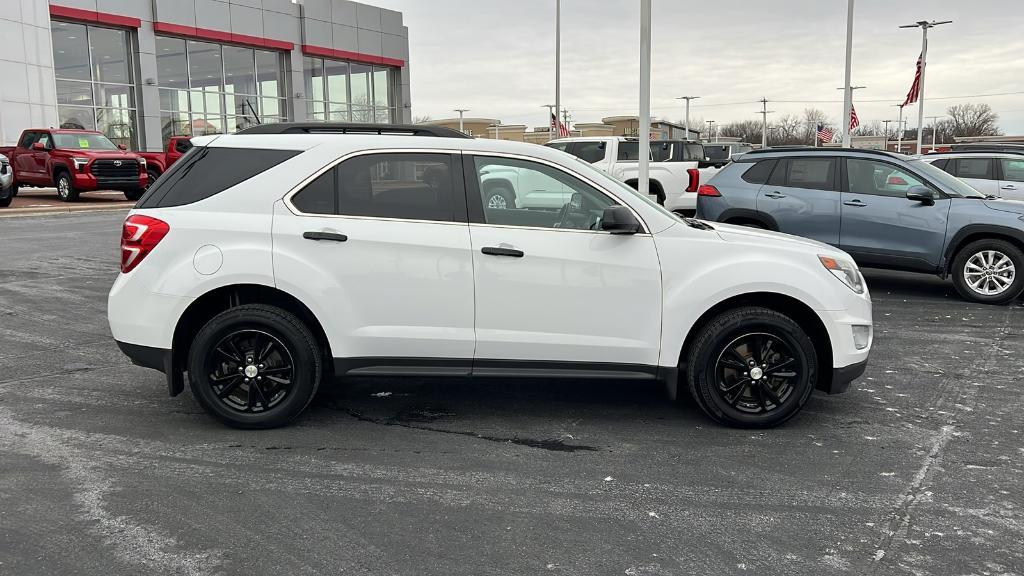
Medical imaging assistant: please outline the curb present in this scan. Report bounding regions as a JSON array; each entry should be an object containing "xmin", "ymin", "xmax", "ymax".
[{"xmin": 0, "ymin": 205, "xmax": 133, "ymax": 218}]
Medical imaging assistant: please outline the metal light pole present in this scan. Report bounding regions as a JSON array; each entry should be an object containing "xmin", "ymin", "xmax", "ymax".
[
  {"xmin": 926, "ymin": 115, "xmax": 942, "ymax": 152},
  {"xmin": 638, "ymin": 0, "xmax": 651, "ymax": 199},
  {"xmin": 892, "ymin": 104, "xmax": 905, "ymax": 153},
  {"xmin": 453, "ymin": 109, "xmax": 469, "ymax": 134},
  {"xmin": 882, "ymin": 119, "xmax": 891, "ymax": 149},
  {"xmin": 836, "ymin": 85, "xmax": 865, "ymax": 143},
  {"xmin": 705, "ymin": 120, "xmax": 714, "ymax": 142},
  {"xmin": 676, "ymin": 96, "xmax": 699, "ymax": 141},
  {"xmin": 555, "ymin": 0, "xmax": 561, "ymax": 143},
  {"xmin": 900, "ymin": 20, "xmax": 951, "ymax": 154},
  {"xmin": 841, "ymin": 0, "xmax": 855, "ymax": 147},
  {"xmin": 542, "ymin": 104, "xmax": 556, "ymax": 137}
]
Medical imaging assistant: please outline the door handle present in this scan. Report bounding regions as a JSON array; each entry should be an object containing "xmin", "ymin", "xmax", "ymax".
[
  {"xmin": 303, "ymin": 231, "xmax": 348, "ymax": 242},
  {"xmin": 843, "ymin": 199, "xmax": 867, "ymax": 207},
  {"xmin": 1001, "ymin": 185, "xmax": 1017, "ymax": 190},
  {"xmin": 481, "ymin": 246, "xmax": 524, "ymax": 258},
  {"xmin": 764, "ymin": 192, "xmax": 787, "ymax": 199}
]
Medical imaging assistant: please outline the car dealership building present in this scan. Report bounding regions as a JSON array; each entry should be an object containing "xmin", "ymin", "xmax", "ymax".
[{"xmin": 0, "ymin": 0, "xmax": 411, "ymax": 150}]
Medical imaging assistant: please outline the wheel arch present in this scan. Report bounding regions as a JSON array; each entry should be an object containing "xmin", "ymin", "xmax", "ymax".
[
  {"xmin": 624, "ymin": 178, "xmax": 666, "ymax": 203},
  {"xmin": 718, "ymin": 208, "xmax": 779, "ymax": 231},
  {"xmin": 942, "ymin": 224, "xmax": 1024, "ymax": 275},
  {"xmin": 168, "ymin": 283, "xmax": 331, "ymax": 396},
  {"xmin": 675, "ymin": 292, "xmax": 834, "ymax": 394}
]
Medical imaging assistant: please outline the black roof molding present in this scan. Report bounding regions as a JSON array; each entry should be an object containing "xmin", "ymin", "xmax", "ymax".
[{"xmin": 236, "ymin": 122, "xmax": 472, "ymax": 139}]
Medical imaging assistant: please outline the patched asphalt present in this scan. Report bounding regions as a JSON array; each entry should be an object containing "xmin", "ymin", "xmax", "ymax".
[{"xmin": 1, "ymin": 211, "xmax": 1022, "ymax": 576}]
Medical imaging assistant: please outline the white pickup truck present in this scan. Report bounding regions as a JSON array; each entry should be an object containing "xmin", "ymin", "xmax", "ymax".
[{"xmin": 545, "ymin": 136, "xmax": 721, "ymax": 215}]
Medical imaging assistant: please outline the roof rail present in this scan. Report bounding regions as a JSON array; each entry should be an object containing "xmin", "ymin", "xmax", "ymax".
[
  {"xmin": 929, "ymin": 148, "xmax": 1024, "ymax": 156},
  {"xmin": 743, "ymin": 146, "xmax": 899, "ymax": 158},
  {"xmin": 950, "ymin": 143, "xmax": 1024, "ymax": 153},
  {"xmin": 236, "ymin": 122, "xmax": 472, "ymax": 139}
]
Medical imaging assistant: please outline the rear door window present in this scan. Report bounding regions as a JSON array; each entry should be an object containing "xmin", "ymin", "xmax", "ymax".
[
  {"xmin": 1001, "ymin": 159, "xmax": 1024, "ymax": 182},
  {"xmin": 572, "ymin": 141, "xmax": 607, "ymax": 163},
  {"xmin": 139, "ymin": 147, "xmax": 300, "ymax": 208},
  {"xmin": 955, "ymin": 157, "xmax": 994, "ymax": 180},
  {"xmin": 291, "ymin": 168, "xmax": 337, "ymax": 215},
  {"xmin": 335, "ymin": 153, "xmax": 463, "ymax": 222},
  {"xmin": 785, "ymin": 158, "xmax": 835, "ymax": 191},
  {"xmin": 616, "ymin": 142, "xmax": 650, "ymax": 161}
]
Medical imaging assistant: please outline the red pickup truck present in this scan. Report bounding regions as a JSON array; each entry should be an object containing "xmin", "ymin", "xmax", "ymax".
[
  {"xmin": 135, "ymin": 136, "xmax": 192, "ymax": 185},
  {"xmin": 0, "ymin": 129, "xmax": 147, "ymax": 202}
]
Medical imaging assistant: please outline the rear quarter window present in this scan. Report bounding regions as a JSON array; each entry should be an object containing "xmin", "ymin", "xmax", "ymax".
[
  {"xmin": 741, "ymin": 159, "xmax": 777, "ymax": 184},
  {"xmin": 138, "ymin": 147, "xmax": 300, "ymax": 208}
]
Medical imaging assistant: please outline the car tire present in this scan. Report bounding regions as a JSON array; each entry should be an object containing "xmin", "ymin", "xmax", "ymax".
[
  {"xmin": 484, "ymin": 186, "xmax": 515, "ymax": 210},
  {"xmin": 0, "ymin": 191, "xmax": 11, "ymax": 208},
  {"xmin": 951, "ymin": 239, "xmax": 1023, "ymax": 304},
  {"xmin": 685, "ymin": 306, "xmax": 817, "ymax": 428},
  {"xmin": 55, "ymin": 172, "xmax": 79, "ymax": 202},
  {"xmin": 145, "ymin": 168, "xmax": 160, "ymax": 190},
  {"xmin": 123, "ymin": 189, "xmax": 144, "ymax": 201},
  {"xmin": 10, "ymin": 183, "xmax": 17, "ymax": 197},
  {"xmin": 187, "ymin": 304, "xmax": 323, "ymax": 429}
]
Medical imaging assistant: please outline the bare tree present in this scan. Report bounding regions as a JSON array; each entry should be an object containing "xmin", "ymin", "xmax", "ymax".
[
  {"xmin": 853, "ymin": 120, "xmax": 883, "ymax": 137},
  {"xmin": 717, "ymin": 120, "xmax": 763, "ymax": 144},
  {"xmin": 771, "ymin": 114, "xmax": 804, "ymax": 145},
  {"xmin": 801, "ymin": 108, "xmax": 832, "ymax": 144},
  {"xmin": 413, "ymin": 114, "xmax": 433, "ymax": 124},
  {"xmin": 945, "ymin": 103, "xmax": 1001, "ymax": 138}
]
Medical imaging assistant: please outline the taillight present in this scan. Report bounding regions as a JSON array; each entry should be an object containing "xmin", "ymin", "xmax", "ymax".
[
  {"xmin": 887, "ymin": 175, "xmax": 907, "ymax": 186},
  {"xmin": 697, "ymin": 184, "xmax": 721, "ymax": 197},
  {"xmin": 686, "ymin": 168, "xmax": 699, "ymax": 193},
  {"xmin": 121, "ymin": 215, "xmax": 169, "ymax": 273}
]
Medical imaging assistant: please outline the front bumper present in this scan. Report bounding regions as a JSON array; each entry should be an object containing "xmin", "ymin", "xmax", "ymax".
[
  {"xmin": 825, "ymin": 359, "xmax": 868, "ymax": 394},
  {"xmin": 73, "ymin": 172, "xmax": 146, "ymax": 191}
]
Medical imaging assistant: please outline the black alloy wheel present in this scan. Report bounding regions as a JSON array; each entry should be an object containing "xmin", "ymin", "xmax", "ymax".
[
  {"xmin": 685, "ymin": 306, "xmax": 817, "ymax": 428},
  {"xmin": 188, "ymin": 304, "xmax": 322, "ymax": 429}
]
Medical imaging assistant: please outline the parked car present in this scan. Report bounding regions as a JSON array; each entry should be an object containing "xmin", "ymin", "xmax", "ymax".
[
  {"xmin": 696, "ymin": 147, "xmax": 1024, "ymax": 304},
  {"xmin": 135, "ymin": 136, "xmax": 193, "ymax": 189},
  {"xmin": 651, "ymin": 139, "xmax": 727, "ymax": 168},
  {"xmin": 545, "ymin": 136, "xmax": 720, "ymax": 216},
  {"xmin": 704, "ymin": 142, "xmax": 754, "ymax": 163},
  {"xmin": 921, "ymin": 152, "xmax": 1024, "ymax": 201},
  {"xmin": 0, "ymin": 154, "xmax": 13, "ymax": 207},
  {"xmin": 108, "ymin": 122, "xmax": 872, "ymax": 430},
  {"xmin": 0, "ymin": 129, "xmax": 147, "ymax": 201}
]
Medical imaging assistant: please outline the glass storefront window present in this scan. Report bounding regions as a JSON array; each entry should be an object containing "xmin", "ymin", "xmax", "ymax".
[
  {"xmin": 51, "ymin": 20, "xmax": 137, "ymax": 148},
  {"xmin": 303, "ymin": 56, "xmax": 396, "ymax": 124},
  {"xmin": 156, "ymin": 38, "xmax": 286, "ymax": 146}
]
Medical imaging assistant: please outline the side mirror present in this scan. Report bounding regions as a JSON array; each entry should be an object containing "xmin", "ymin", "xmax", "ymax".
[
  {"xmin": 906, "ymin": 185, "xmax": 936, "ymax": 206},
  {"xmin": 118, "ymin": 144, "xmax": 127, "ymax": 150},
  {"xmin": 31, "ymin": 142, "xmax": 46, "ymax": 151},
  {"xmin": 600, "ymin": 205, "xmax": 641, "ymax": 235}
]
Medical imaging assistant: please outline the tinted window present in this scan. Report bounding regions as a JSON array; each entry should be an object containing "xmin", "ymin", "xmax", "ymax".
[
  {"xmin": 18, "ymin": 131, "xmax": 38, "ymax": 148},
  {"xmin": 616, "ymin": 142, "xmax": 650, "ymax": 161},
  {"xmin": 684, "ymin": 144, "xmax": 705, "ymax": 161},
  {"xmin": 291, "ymin": 168, "xmax": 336, "ymax": 215},
  {"xmin": 1001, "ymin": 159, "xmax": 1024, "ymax": 182},
  {"xmin": 651, "ymin": 142, "xmax": 672, "ymax": 162},
  {"xmin": 336, "ymin": 153, "xmax": 457, "ymax": 222},
  {"xmin": 847, "ymin": 158, "xmax": 931, "ymax": 198},
  {"xmin": 786, "ymin": 158, "xmax": 834, "ymax": 191},
  {"xmin": 929, "ymin": 158, "xmax": 949, "ymax": 171},
  {"xmin": 955, "ymin": 158, "xmax": 993, "ymax": 179},
  {"xmin": 174, "ymin": 139, "xmax": 193, "ymax": 154},
  {"xmin": 545, "ymin": 142, "xmax": 569, "ymax": 153},
  {"xmin": 573, "ymin": 141, "xmax": 607, "ymax": 163},
  {"xmin": 705, "ymin": 145, "xmax": 730, "ymax": 161},
  {"xmin": 139, "ymin": 147, "xmax": 300, "ymax": 208},
  {"xmin": 472, "ymin": 156, "xmax": 617, "ymax": 231},
  {"xmin": 741, "ymin": 159, "xmax": 777, "ymax": 184}
]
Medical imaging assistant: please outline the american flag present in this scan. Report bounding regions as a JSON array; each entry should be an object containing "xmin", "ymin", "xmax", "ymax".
[
  {"xmin": 849, "ymin": 104, "xmax": 860, "ymax": 131},
  {"xmin": 817, "ymin": 124, "xmax": 835, "ymax": 143},
  {"xmin": 901, "ymin": 52, "xmax": 923, "ymax": 107},
  {"xmin": 550, "ymin": 112, "xmax": 570, "ymax": 138}
]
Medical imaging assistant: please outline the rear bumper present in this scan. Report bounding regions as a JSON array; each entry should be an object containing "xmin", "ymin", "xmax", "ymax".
[
  {"xmin": 116, "ymin": 340, "xmax": 170, "ymax": 373},
  {"xmin": 824, "ymin": 359, "xmax": 868, "ymax": 394}
]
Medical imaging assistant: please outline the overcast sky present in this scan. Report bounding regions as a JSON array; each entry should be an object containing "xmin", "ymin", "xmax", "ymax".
[{"xmin": 370, "ymin": 0, "xmax": 1024, "ymax": 134}]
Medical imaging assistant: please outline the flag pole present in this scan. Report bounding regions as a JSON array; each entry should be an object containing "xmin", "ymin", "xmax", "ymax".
[
  {"xmin": 841, "ymin": 0, "xmax": 855, "ymax": 147},
  {"xmin": 638, "ymin": 0, "xmax": 651, "ymax": 199},
  {"xmin": 554, "ymin": 0, "xmax": 560, "ymax": 144}
]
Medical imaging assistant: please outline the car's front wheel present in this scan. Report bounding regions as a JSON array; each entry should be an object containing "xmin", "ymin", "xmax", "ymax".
[
  {"xmin": 484, "ymin": 186, "xmax": 515, "ymax": 210},
  {"xmin": 123, "ymin": 189, "xmax": 144, "ymax": 201},
  {"xmin": 951, "ymin": 239, "xmax": 1023, "ymax": 304},
  {"xmin": 685, "ymin": 306, "xmax": 817, "ymax": 428},
  {"xmin": 187, "ymin": 304, "xmax": 323, "ymax": 429},
  {"xmin": 55, "ymin": 172, "xmax": 79, "ymax": 202}
]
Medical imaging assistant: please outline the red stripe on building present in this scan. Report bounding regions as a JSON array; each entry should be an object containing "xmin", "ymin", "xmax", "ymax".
[
  {"xmin": 152, "ymin": 22, "xmax": 294, "ymax": 51},
  {"xmin": 49, "ymin": 5, "xmax": 142, "ymax": 28},
  {"xmin": 302, "ymin": 45, "xmax": 404, "ymax": 68}
]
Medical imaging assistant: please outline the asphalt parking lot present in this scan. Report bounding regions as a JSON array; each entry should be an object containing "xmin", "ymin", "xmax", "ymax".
[
  {"xmin": 1, "ymin": 211, "xmax": 1022, "ymax": 576},
  {"xmin": 1, "ymin": 188, "xmax": 135, "ymax": 216}
]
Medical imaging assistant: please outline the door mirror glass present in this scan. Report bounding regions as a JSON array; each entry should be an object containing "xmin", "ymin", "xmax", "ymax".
[
  {"xmin": 600, "ymin": 205, "xmax": 641, "ymax": 234},
  {"xmin": 906, "ymin": 185, "xmax": 936, "ymax": 205},
  {"xmin": 118, "ymin": 143, "xmax": 127, "ymax": 150},
  {"xmin": 32, "ymin": 142, "xmax": 46, "ymax": 151}
]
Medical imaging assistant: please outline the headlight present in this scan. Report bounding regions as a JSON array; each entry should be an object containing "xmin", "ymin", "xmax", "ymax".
[
  {"xmin": 137, "ymin": 158, "xmax": 146, "ymax": 167},
  {"xmin": 819, "ymin": 255, "xmax": 865, "ymax": 294},
  {"xmin": 73, "ymin": 157, "xmax": 89, "ymax": 170}
]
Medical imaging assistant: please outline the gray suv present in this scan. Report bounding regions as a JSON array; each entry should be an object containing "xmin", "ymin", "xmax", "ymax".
[{"xmin": 696, "ymin": 148, "xmax": 1024, "ymax": 304}]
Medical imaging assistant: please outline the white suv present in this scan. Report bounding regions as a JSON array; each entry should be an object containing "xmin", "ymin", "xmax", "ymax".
[{"xmin": 108, "ymin": 123, "xmax": 872, "ymax": 430}]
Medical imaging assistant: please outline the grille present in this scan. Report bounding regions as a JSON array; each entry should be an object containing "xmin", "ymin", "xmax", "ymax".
[{"xmin": 91, "ymin": 159, "xmax": 139, "ymax": 181}]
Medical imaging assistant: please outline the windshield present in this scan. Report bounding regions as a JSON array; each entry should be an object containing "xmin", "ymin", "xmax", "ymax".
[
  {"xmin": 568, "ymin": 156, "xmax": 679, "ymax": 219},
  {"xmin": 52, "ymin": 133, "xmax": 119, "ymax": 151},
  {"xmin": 705, "ymin": 145, "xmax": 730, "ymax": 160},
  {"xmin": 910, "ymin": 158, "xmax": 987, "ymax": 198}
]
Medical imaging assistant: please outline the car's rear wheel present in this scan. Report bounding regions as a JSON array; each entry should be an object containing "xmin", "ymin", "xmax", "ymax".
[
  {"xmin": 685, "ymin": 306, "xmax": 817, "ymax": 428},
  {"xmin": 145, "ymin": 168, "xmax": 160, "ymax": 190},
  {"xmin": 187, "ymin": 304, "xmax": 322, "ymax": 429},
  {"xmin": 951, "ymin": 239, "xmax": 1023, "ymax": 304},
  {"xmin": 55, "ymin": 172, "xmax": 79, "ymax": 202}
]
